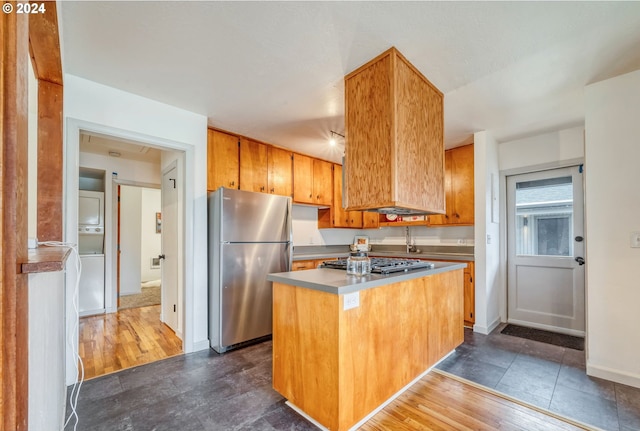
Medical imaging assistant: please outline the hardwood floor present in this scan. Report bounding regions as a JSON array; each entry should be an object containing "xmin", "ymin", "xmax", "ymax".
[
  {"xmin": 79, "ymin": 305, "xmax": 182, "ymax": 380},
  {"xmin": 361, "ymin": 370, "xmax": 591, "ymax": 431}
]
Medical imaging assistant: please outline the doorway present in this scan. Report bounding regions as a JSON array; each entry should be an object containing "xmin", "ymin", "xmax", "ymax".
[
  {"xmin": 117, "ymin": 184, "xmax": 162, "ymax": 311},
  {"xmin": 506, "ymin": 166, "xmax": 585, "ymax": 336},
  {"xmin": 76, "ymin": 132, "xmax": 185, "ymax": 379}
]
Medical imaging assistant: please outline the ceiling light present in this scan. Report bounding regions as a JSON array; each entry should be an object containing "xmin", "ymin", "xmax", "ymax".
[
  {"xmin": 329, "ymin": 130, "xmax": 344, "ymax": 146},
  {"xmin": 108, "ymin": 151, "xmax": 121, "ymax": 157}
]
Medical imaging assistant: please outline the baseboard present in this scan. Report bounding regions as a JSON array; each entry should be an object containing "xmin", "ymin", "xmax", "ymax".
[
  {"xmin": 587, "ymin": 362, "xmax": 640, "ymax": 389},
  {"xmin": 473, "ymin": 316, "xmax": 501, "ymax": 335},
  {"xmin": 192, "ymin": 339, "xmax": 210, "ymax": 353}
]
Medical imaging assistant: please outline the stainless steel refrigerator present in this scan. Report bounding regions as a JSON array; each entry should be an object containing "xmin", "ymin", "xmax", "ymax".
[{"xmin": 208, "ymin": 187, "xmax": 292, "ymax": 353}]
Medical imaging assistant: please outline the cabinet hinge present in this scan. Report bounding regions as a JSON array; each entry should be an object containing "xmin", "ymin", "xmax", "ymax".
[
  {"xmin": 470, "ymin": 312, "xmax": 473, "ymax": 318},
  {"xmin": 173, "ymin": 304, "xmax": 176, "ymax": 312}
]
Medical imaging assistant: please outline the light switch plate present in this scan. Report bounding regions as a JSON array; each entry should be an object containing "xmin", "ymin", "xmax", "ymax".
[{"xmin": 631, "ymin": 232, "xmax": 640, "ymax": 248}]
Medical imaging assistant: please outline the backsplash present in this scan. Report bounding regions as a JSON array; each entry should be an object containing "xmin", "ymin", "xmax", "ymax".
[{"xmin": 292, "ymin": 205, "xmax": 475, "ymax": 247}]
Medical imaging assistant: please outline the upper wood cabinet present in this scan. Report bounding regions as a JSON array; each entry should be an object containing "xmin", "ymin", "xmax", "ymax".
[
  {"xmin": 344, "ymin": 47, "xmax": 445, "ymax": 214},
  {"xmin": 240, "ymin": 138, "xmax": 268, "ymax": 193},
  {"xmin": 428, "ymin": 144, "xmax": 474, "ymax": 226},
  {"xmin": 318, "ymin": 164, "xmax": 363, "ymax": 229},
  {"xmin": 293, "ymin": 154, "xmax": 332, "ymax": 206},
  {"xmin": 207, "ymin": 129, "xmax": 239, "ymax": 191},
  {"xmin": 267, "ymin": 146, "xmax": 293, "ymax": 197}
]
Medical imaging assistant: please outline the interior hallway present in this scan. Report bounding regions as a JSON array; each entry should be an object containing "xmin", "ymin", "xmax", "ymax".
[{"xmin": 79, "ymin": 305, "xmax": 182, "ymax": 380}]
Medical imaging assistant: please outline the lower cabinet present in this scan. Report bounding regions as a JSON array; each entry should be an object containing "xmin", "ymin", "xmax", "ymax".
[
  {"xmin": 463, "ymin": 261, "xmax": 475, "ymax": 327},
  {"xmin": 291, "ymin": 258, "xmax": 336, "ymax": 271}
]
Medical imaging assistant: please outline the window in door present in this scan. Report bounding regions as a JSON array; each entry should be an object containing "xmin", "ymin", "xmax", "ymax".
[{"xmin": 514, "ymin": 176, "xmax": 573, "ymax": 257}]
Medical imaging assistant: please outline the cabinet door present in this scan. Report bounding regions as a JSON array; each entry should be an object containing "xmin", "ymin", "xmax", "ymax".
[
  {"xmin": 268, "ymin": 147, "xmax": 293, "ymax": 197},
  {"xmin": 293, "ymin": 153, "xmax": 314, "ymax": 204},
  {"xmin": 362, "ymin": 212, "xmax": 380, "ymax": 229},
  {"xmin": 208, "ymin": 129, "xmax": 239, "ymax": 191},
  {"xmin": 450, "ymin": 144, "xmax": 474, "ymax": 225},
  {"xmin": 463, "ymin": 261, "xmax": 475, "ymax": 326},
  {"xmin": 332, "ymin": 164, "xmax": 363, "ymax": 228},
  {"xmin": 313, "ymin": 159, "xmax": 333, "ymax": 206},
  {"xmin": 428, "ymin": 150, "xmax": 452, "ymax": 226},
  {"xmin": 240, "ymin": 138, "xmax": 268, "ymax": 193}
]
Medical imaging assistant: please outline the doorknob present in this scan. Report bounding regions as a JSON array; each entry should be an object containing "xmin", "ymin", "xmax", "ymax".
[
  {"xmin": 158, "ymin": 254, "xmax": 166, "ymax": 260},
  {"xmin": 575, "ymin": 256, "xmax": 585, "ymax": 266}
]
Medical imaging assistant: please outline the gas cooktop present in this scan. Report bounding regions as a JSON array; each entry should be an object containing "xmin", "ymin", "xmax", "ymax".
[{"xmin": 321, "ymin": 257, "xmax": 435, "ymax": 274}]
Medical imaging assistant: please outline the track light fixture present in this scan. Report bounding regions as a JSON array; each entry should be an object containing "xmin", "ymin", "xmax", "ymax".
[{"xmin": 329, "ymin": 130, "xmax": 345, "ymax": 146}]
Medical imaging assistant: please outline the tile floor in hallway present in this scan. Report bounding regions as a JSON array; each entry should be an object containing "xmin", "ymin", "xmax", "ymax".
[
  {"xmin": 436, "ymin": 324, "xmax": 640, "ymax": 431},
  {"xmin": 64, "ymin": 324, "xmax": 640, "ymax": 431}
]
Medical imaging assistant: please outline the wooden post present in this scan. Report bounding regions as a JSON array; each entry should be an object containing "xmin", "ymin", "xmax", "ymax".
[{"xmin": 1, "ymin": 4, "xmax": 30, "ymax": 429}]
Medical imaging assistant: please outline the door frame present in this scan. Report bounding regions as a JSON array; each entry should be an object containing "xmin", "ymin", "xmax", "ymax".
[
  {"xmin": 499, "ymin": 158, "xmax": 586, "ymax": 334},
  {"xmin": 64, "ymin": 118, "xmax": 192, "ymax": 385}
]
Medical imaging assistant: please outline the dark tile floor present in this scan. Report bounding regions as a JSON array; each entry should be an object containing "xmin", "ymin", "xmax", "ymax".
[
  {"xmin": 65, "ymin": 325, "xmax": 640, "ymax": 431},
  {"xmin": 436, "ymin": 323, "xmax": 640, "ymax": 431}
]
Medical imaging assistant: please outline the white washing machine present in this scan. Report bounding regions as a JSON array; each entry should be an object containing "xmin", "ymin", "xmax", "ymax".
[
  {"xmin": 78, "ymin": 190, "xmax": 106, "ymax": 316},
  {"xmin": 79, "ymin": 254, "xmax": 105, "ymax": 316}
]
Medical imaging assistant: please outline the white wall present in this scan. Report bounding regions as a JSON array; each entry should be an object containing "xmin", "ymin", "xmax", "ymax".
[
  {"xmin": 292, "ymin": 205, "xmax": 474, "ymax": 247},
  {"xmin": 473, "ymin": 131, "xmax": 501, "ymax": 334},
  {"xmin": 499, "ymin": 126, "xmax": 584, "ymax": 173},
  {"xmin": 120, "ymin": 186, "xmax": 142, "ymax": 295},
  {"xmin": 140, "ymin": 188, "xmax": 161, "ymax": 282},
  {"xmin": 584, "ymin": 69, "xmax": 640, "ymax": 388},
  {"xmin": 64, "ymin": 74, "xmax": 208, "ymax": 385},
  {"xmin": 29, "ymin": 270, "xmax": 65, "ymax": 431}
]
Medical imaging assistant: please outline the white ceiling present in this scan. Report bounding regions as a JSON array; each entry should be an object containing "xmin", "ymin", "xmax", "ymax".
[
  {"xmin": 60, "ymin": 1, "xmax": 640, "ymax": 163},
  {"xmin": 80, "ymin": 132, "xmax": 162, "ymax": 164}
]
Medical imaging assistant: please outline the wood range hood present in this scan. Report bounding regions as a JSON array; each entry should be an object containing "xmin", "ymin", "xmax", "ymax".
[{"xmin": 343, "ymin": 47, "xmax": 446, "ymax": 216}]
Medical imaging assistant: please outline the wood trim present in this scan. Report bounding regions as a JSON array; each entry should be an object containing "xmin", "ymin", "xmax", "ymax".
[
  {"xmin": 28, "ymin": 2, "xmax": 62, "ymax": 85},
  {"xmin": 1, "ymin": 7, "xmax": 30, "ymax": 430},
  {"xmin": 36, "ymin": 80, "xmax": 63, "ymax": 241},
  {"xmin": 20, "ymin": 246, "xmax": 71, "ymax": 274}
]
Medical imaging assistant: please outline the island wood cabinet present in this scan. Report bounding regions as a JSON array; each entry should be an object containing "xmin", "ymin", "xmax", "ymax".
[
  {"xmin": 428, "ymin": 143, "xmax": 474, "ymax": 226},
  {"xmin": 207, "ymin": 129, "xmax": 239, "ymax": 191},
  {"xmin": 293, "ymin": 153, "xmax": 332, "ymax": 206},
  {"xmin": 318, "ymin": 164, "xmax": 363, "ymax": 228},
  {"xmin": 344, "ymin": 47, "xmax": 445, "ymax": 214},
  {"xmin": 272, "ymin": 268, "xmax": 463, "ymax": 430}
]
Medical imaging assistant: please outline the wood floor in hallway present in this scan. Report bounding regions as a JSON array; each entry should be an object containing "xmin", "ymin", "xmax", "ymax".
[{"xmin": 79, "ymin": 305, "xmax": 182, "ymax": 380}]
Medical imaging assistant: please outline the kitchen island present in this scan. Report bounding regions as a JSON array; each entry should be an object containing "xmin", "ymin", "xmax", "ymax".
[{"xmin": 267, "ymin": 262, "xmax": 466, "ymax": 430}]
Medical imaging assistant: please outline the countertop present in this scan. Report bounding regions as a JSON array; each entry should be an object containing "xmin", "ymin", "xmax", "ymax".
[
  {"xmin": 267, "ymin": 261, "xmax": 466, "ymax": 295},
  {"xmin": 21, "ymin": 246, "xmax": 72, "ymax": 274}
]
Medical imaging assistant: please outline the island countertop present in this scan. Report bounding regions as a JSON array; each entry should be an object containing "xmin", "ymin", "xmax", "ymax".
[{"xmin": 267, "ymin": 261, "xmax": 466, "ymax": 295}]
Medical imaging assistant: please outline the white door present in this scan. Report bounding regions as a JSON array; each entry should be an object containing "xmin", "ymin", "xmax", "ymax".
[
  {"xmin": 506, "ymin": 166, "xmax": 585, "ymax": 336},
  {"xmin": 161, "ymin": 166, "xmax": 179, "ymax": 333}
]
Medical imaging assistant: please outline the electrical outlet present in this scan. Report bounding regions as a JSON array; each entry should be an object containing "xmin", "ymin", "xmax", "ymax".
[
  {"xmin": 486, "ymin": 234, "xmax": 492, "ymax": 245},
  {"xmin": 457, "ymin": 239, "xmax": 466, "ymax": 245},
  {"xmin": 343, "ymin": 292, "xmax": 360, "ymax": 310}
]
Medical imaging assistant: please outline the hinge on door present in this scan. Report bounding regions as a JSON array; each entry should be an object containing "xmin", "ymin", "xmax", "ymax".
[
  {"xmin": 173, "ymin": 304, "xmax": 176, "ymax": 312},
  {"xmin": 470, "ymin": 312, "xmax": 473, "ymax": 318}
]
